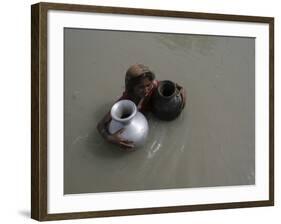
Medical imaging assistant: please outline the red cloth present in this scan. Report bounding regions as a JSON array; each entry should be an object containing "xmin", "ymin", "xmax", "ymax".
[{"xmin": 117, "ymin": 80, "xmax": 159, "ymax": 113}]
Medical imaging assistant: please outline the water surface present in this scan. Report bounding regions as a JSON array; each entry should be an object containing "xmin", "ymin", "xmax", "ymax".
[{"xmin": 64, "ymin": 28, "xmax": 255, "ymax": 194}]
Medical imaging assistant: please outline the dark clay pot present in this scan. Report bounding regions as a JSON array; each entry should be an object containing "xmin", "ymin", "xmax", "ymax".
[{"xmin": 152, "ymin": 80, "xmax": 183, "ymax": 121}]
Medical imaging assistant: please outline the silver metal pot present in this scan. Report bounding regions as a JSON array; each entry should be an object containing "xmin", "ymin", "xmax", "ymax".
[{"xmin": 108, "ymin": 100, "xmax": 149, "ymax": 148}]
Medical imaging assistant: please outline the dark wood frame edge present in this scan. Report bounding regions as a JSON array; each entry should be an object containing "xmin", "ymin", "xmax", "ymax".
[
  {"xmin": 40, "ymin": 200, "xmax": 273, "ymax": 221},
  {"xmin": 31, "ymin": 3, "xmax": 48, "ymax": 221},
  {"xmin": 35, "ymin": 2, "xmax": 274, "ymax": 22},
  {"xmin": 269, "ymin": 17, "xmax": 274, "ymax": 204},
  {"xmin": 31, "ymin": 2, "xmax": 274, "ymax": 221}
]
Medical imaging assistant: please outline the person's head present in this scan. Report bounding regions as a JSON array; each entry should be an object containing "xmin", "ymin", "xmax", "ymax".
[{"xmin": 125, "ymin": 64, "xmax": 155, "ymax": 99}]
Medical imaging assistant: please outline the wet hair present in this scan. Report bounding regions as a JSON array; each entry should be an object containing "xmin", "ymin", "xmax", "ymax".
[{"xmin": 125, "ymin": 64, "xmax": 155, "ymax": 94}]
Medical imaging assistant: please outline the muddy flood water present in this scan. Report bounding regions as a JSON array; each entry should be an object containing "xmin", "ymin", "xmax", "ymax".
[{"xmin": 64, "ymin": 28, "xmax": 255, "ymax": 194}]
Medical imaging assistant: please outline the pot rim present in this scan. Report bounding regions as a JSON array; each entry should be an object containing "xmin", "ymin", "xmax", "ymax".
[
  {"xmin": 110, "ymin": 100, "xmax": 137, "ymax": 123},
  {"xmin": 157, "ymin": 80, "xmax": 177, "ymax": 99}
]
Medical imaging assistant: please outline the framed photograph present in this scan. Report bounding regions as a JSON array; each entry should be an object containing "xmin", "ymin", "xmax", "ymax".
[{"xmin": 31, "ymin": 2, "xmax": 274, "ymax": 221}]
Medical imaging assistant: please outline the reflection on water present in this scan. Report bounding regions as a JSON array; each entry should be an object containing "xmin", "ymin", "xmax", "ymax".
[
  {"xmin": 64, "ymin": 28, "xmax": 255, "ymax": 194},
  {"xmin": 156, "ymin": 34, "xmax": 217, "ymax": 56}
]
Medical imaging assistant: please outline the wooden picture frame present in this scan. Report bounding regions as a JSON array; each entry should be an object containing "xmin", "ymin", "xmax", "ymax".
[{"xmin": 31, "ymin": 2, "xmax": 274, "ymax": 221}]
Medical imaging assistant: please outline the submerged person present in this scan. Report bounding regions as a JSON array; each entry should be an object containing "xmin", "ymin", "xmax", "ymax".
[{"xmin": 97, "ymin": 63, "xmax": 186, "ymax": 148}]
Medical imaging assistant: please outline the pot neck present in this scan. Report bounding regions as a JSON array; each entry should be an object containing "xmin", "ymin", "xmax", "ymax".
[{"xmin": 111, "ymin": 100, "xmax": 137, "ymax": 124}]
